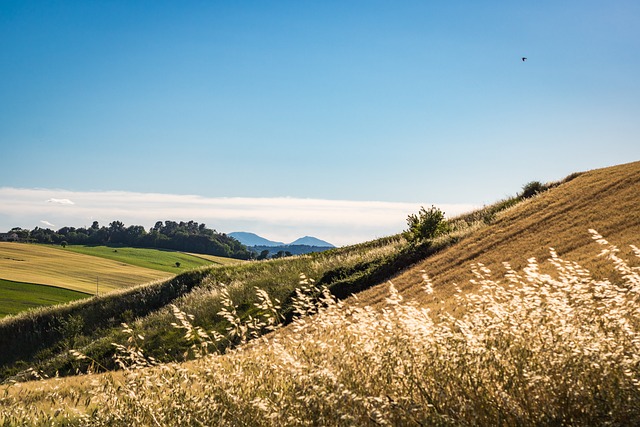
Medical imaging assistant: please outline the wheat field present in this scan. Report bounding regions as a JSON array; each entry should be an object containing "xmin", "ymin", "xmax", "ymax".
[{"xmin": 0, "ymin": 243, "xmax": 171, "ymax": 294}]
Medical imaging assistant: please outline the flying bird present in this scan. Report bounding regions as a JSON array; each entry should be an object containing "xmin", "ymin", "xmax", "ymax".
[{"xmin": 522, "ymin": 57, "xmax": 527, "ymax": 61}]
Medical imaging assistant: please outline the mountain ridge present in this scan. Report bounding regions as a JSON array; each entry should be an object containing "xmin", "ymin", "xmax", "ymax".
[{"xmin": 229, "ymin": 232, "xmax": 334, "ymax": 248}]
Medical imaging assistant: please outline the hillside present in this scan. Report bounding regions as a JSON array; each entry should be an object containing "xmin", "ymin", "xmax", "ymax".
[
  {"xmin": 228, "ymin": 232, "xmax": 286, "ymax": 247},
  {"xmin": 2, "ymin": 161, "xmax": 640, "ymax": 425},
  {"xmin": 229, "ymin": 232, "xmax": 335, "ymax": 257},
  {"xmin": 357, "ymin": 160, "xmax": 640, "ymax": 312},
  {"xmin": 289, "ymin": 236, "xmax": 334, "ymax": 247},
  {"xmin": 0, "ymin": 243, "xmax": 172, "ymax": 294},
  {"xmin": 0, "ymin": 244, "xmax": 234, "ymax": 317}
]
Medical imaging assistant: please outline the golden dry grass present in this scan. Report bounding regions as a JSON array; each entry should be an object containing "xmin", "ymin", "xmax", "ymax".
[
  {"xmin": 3, "ymin": 161, "xmax": 640, "ymax": 425},
  {"xmin": 184, "ymin": 252, "xmax": 247, "ymax": 266},
  {"xmin": 357, "ymin": 161, "xmax": 640, "ymax": 312},
  {"xmin": 3, "ymin": 236, "xmax": 639, "ymax": 425},
  {"xmin": 0, "ymin": 243, "xmax": 172, "ymax": 294}
]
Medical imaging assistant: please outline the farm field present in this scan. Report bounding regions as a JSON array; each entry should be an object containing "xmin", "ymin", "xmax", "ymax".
[
  {"xmin": 0, "ymin": 279, "xmax": 90, "ymax": 317},
  {"xmin": 0, "ymin": 242, "xmax": 171, "ymax": 294},
  {"xmin": 184, "ymin": 252, "xmax": 247, "ymax": 266},
  {"xmin": 60, "ymin": 245, "xmax": 218, "ymax": 273}
]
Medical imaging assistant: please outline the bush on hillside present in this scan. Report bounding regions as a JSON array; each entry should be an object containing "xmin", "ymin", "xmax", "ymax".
[
  {"xmin": 520, "ymin": 180, "xmax": 545, "ymax": 199},
  {"xmin": 404, "ymin": 205, "xmax": 450, "ymax": 242}
]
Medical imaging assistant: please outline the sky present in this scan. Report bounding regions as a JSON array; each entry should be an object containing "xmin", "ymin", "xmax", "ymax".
[{"xmin": 1, "ymin": 1, "xmax": 639, "ymax": 245}]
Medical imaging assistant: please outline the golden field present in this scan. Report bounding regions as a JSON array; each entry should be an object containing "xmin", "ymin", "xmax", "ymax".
[{"xmin": 0, "ymin": 243, "xmax": 171, "ymax": 294}]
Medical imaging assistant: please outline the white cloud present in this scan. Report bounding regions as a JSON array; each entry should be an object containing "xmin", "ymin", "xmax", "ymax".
[
  {"xmin": 47, "ymin": 198, "xmax": 75, "ymax": 205},
  {"xmin": 0, "ymin": 188, "xmax": 478, "ymax": 246},
  {"xmin": 40, "ymin": 220, "xmax": 55, "ymax": 228}
]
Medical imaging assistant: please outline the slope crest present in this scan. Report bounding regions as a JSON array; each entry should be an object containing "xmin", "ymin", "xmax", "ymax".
[{"xmin": 358, "ymin": 161, "xmax": 640, "ymax": 309}]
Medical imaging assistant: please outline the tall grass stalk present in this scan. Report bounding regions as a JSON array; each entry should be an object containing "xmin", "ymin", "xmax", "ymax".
[{"xmin": 2, "ymin": 230, "xmax": 639, "ymax": 426}]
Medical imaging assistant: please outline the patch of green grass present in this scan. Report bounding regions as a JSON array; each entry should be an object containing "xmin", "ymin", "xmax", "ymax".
[
  {"xmin": 60, "ymin": 245, "xmax": 214, "ymax": 273},
  {"xmin": 0, "ymin": 279, "xmax": 91, "ymax": 318}
]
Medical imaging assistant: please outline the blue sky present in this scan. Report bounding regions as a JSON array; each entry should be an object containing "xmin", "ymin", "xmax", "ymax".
[{"xmin": 1, "ymin": 1, "xmax": 639, "ymax": 244}]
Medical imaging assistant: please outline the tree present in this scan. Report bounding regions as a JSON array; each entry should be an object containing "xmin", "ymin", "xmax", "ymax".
[
  {"xmin": 257, "ymin": 250, "xmax": 270, "ymax": 260},
  {"xmin": 272, "ymin": 250, "xmax": 292, "ymax": 259},
  {"xmin": 60, "ymin": 241, "xmax": 68, "ymax": 248},
  {"xmin": 108, "ymin": 221, "xmax": 126, "ymax": 244}
]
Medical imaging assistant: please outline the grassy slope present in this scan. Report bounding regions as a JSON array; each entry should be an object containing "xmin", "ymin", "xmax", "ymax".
[
  {"xmin": 0, "ymin": 279, "xmax": 90, "ymax": 317},
  {"xmin": 184, "ymin": 252, "xmax": 246, "ymax": 266},
  {"xmin": 60, "ymin": 245, "xmax": 217, "ymax": 273},
  {"xmin": 3, "ymin": 162, "xmax": 638, "ymax": 377},
  {"xmin": 357, "ymin": 160, "xmax": 640, "ymax": 312},
  {"xmin": 2, "ymin": 161, "xmax": 639, "ymax": 422},
  {"xmin": 0, "ymin": 237, "xmax": 403, "ymax": 380},
  {"xmin": 0, "ymin": 243, "xmax": 172, "ymax": 294},
  {"xmin": 0, "ymin": 245, "xmax": 230, "ymax": 318}
]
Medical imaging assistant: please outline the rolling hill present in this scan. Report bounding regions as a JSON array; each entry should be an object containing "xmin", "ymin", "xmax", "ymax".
[
  {"xmin": 229, "ymin": 232, "xmax": 335, "ymax": 248},
  {"xmin": 1, "ymin": 161, "xmax": 639, "ymax": 425},
  {"xmin": 357, "ymin": 160, "xmax": 640, "ymax": 312},
  {"xmin": 0, "ymin": 243, "xmax": 172, "ymax": 294},
  {"xmin": 0, "ymin": 244, "xmax": 238, "ymax": 317},
  {"xmin": 289, "ymin": 236, "xmax": 334, "ymax": 247}
]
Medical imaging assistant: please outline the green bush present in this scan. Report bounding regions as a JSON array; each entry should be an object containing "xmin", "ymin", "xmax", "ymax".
[
  {"xmin": 404, "ymin": 205, "xmax": 449, "ymax": 242},
  {"xmin": 520, "ymin": 181, "xmax": 545, "ymax": 199}
]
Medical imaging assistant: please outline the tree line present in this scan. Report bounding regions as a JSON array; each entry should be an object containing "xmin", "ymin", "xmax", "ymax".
[{"xmin": 8, "ymin": 220, "xmax": 252, "ymax": 260}]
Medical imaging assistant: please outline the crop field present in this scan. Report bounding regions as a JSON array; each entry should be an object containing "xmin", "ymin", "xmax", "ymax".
[
  {"xmin": 60, "ymin": 245, "xmax": 218, "ymax": 273},
  {"xmin": 0, "ymin": 279, "xmax": 90, "ymax": 318},
  {"xmin": 0, "ymin": 242, "xmax": 171, "ymax": 294},
  {"xmin": 185, "ymin": 252, "xmax": 246, "ymax": 266}
]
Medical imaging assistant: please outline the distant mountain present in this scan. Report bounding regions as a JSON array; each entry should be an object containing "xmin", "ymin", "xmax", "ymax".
[
  {"xmin": 289, "ymin": 236, "xmax": 335, "ymax": 247},
  {"xmin": 229, "ymin": 232, "xmax": 335, "ymax": 249},
  {"xmin": 228, "ymin": 232, "xmax": 285, "ymax": 247}
]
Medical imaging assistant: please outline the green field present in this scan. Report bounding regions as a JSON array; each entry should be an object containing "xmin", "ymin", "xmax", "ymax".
[
  {"xmin": 0, "ymin": 243, "xmax": 239, "ymax": 318},
  {"xmin": 0, "ymin": 242, "xmax": 172, "ymax": 294},
  {"xmin": 59, "ymin": 245, "xmax": 216, "ymax": 273},
  {"xmin": 0, "ymin": 279, "xmax": 90, "ymax": 317}
]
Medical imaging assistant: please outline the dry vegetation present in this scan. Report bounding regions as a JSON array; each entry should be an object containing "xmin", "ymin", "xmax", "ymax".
[
  {"xmin": 1, "ymin": 231, "xmax": 639, "ymax": 426},
  {"xmin": 361, "ymin": 161, "xmax": 640, "ymax": 312},
  {"xmin": 1, "ymin": 161, "xmax": 639, "ymax": 425},
  {"xmin": 184, "ymin": 253, "xmax": 247, "ymax": 266}
]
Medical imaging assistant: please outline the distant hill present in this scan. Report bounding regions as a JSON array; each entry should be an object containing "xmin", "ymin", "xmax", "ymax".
[
  {"xmin": 229, "ymin": 232, "xmax": 334, "ymax": 248},
  {"xmin": 289, "ymin": 236, "xmax": 335, "ymax": 247},
  {"xmin": 228, "ymin": 232, "xmax": 285, "ymax": 247}
]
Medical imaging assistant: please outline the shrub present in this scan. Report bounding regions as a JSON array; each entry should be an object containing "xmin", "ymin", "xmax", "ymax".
[
  {"xmin": 404, "ymin": 205, "xmax": 450, "ymax": 242},
  {"xmin": 520, "ymin": 180, "xmax": 545, "ymax": 199}
]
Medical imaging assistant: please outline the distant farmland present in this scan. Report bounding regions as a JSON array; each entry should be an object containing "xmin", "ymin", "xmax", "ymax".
[
  {"xmin": 0, "ymin": 278, "xmax": 90, "ymax": 317},
  {"xmin": 0, "ymin": 242, "xmax": 172, "ymax": 294},
  {"xmin": 60, "ymin": 245, "xmax": 218, "ymax": 273},
  {"xmin": 0, "ymin": 243, "xmax": 243, "ymax": 317}
]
